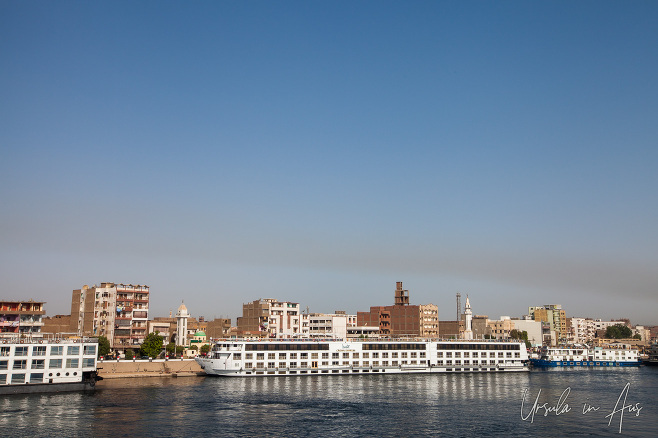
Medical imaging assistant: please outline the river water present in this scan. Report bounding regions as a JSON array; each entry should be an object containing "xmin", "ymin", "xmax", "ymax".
[{"xmin": 1, "ymin": 367, "xmax": 657, "ymax": 437}]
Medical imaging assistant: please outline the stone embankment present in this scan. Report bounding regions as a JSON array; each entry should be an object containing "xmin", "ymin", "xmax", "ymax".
[{"xmin": 97, "ymin": 358, "xmax": 203, "ymax": 379}]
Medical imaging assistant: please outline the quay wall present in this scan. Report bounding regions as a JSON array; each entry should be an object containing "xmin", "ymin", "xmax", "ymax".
[{"xmin": 97, "ymin": 358, "xmax": 203, "ymax": 379}]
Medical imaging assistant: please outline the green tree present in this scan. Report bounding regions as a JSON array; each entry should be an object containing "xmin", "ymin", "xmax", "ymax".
[
  {"xmin": 166, "ymin": 342, "xmax": 176, "ymax": 355},
  {"xmin": 605, "ymin": 324, "xmax": 632, "ymax": 339},
  {"xmin": 140, "ymin": 331, "xmax": 164, "ymax": 358},
  {"xmin": 200, "ymin": 344, "xmax": 211, "ymax": 355},
  {"xmin": 125, "ymin": 348, "xmax": 135, "ymax": 359},
  {"xmin": 97, "ymin": 336, "xmax": 111, "ymax": 358}
]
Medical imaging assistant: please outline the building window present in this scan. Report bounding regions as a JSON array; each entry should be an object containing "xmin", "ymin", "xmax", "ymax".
[
  {"xmin": 322, "ymin": 353, "xmax": 329, "ymax": 359},
  {"xmin": 234, "ymin": 353, "xmax": 241, "ymax": 360},
  {"xmin": 31, "ymin": 359, "xmax": 45, "ymax": 369},
  {"xmin": 0, "ymin": 347, "xmax": 9, "ymax": 357},
  {"xmin": 49, "ymin": 359, "xmax": 63, "ymax": 368},
  {"xmin": 268, "ymin": 362, "xmax": 275, "ymax": 369},
  {"xmin": 67, "ymin": 346, "xmax": 80, "ymax": 356},
  {"xmin": 290, "ymin": 353, "xmax": 298, "ymax": 359},
  {"xmin": 13, "ymin": 360, "xmax": 27, "ymax": 370},
  {"xmin": 15, "ymin": 347, "xmax": 28, "ymax": 357},
  {"xmin": 83, "ymin": 345, "xmax": 96, "ymax": 356},
  {"xmin": 66, "ymin": 359, "xmax": 79, "ymax": 368},
  {"xmin": 0, "ymin": 361, "xmax": 7, "ymax": 370},
  {"xmin": 342, "ymin": 353, "xmax": 349, "ymax": 359},
  {"xmin": 268, "ymin": 353, "xmax": 275, "ymax": 360},
  {"xmin": 279, "ymin": 353, "xmax": 287, "ymax": 359},
  {"xmin": 279, "ymin": 362, "xmax": 286, "ymax": 368},
  {"xmin": 32, "ymin": 346, "xmax": 47, "ymax": 356},
  {"xmin": 362, "ymin": 353, "xmax": 369, "ymax": 359},
  {"xmin": 257, "ymin": 353, "xmax": 264, "ymax": 360},
  {"xmin": 245, "ymin": 362, "xmax": 253, "ymax": 368}
]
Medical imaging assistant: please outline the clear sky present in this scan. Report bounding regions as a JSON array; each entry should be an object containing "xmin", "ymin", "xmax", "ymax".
[{"xmin": 1, "ymin": 1, "xmax": 657, "ymax": 325}]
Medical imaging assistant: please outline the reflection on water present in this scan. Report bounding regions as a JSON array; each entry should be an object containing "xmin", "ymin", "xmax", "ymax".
[{"xmin": 0, "ymin": 368, "xmax": 656, "ymax": 437}]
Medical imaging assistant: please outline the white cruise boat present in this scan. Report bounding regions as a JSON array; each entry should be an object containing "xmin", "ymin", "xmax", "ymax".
[
  {"xmin": 195, "ymin": 339, "xmax": 529, "ymax": 377},
  {"xmin": 0, "ymin": 337, "xmax": 101, "ymax": 394},
  {"xmin": 530, "ymin": 346, "xmax": 641, "ymax": 367}
]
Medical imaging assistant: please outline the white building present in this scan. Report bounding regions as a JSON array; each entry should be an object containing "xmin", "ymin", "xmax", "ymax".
[
  {"xmin": 306, "ymin": 312, "xmax": 356, "ymax": 339},
  {"xmin": 176, "ymin": 302, "xmax": 190, "ymax": 346}
]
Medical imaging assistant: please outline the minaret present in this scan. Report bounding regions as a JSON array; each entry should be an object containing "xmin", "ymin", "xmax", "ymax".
[
  {"xmin": 463, "ymin": 295, "xmax": 473, "ymax": 340},
  {"xmin": 175, "ymin": 301, "xmax": 190, "ymax": 346}
]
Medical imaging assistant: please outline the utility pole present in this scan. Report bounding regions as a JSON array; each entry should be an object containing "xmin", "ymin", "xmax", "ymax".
[{"xmin": 456, "ymin": 293, "xmax": 461, "ymax": 321}]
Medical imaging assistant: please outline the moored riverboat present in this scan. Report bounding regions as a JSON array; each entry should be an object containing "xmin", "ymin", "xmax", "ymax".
[
  {"xmin": 196, "ymin": 338, "xmax": 529, "ymax": 377},
  {"xmin": 529, "ymin": 346, "xmax": 641, "ymax": 367},
  {"xmin": 643, "ymin": 343, "xmax": 658, "ymax": 366},
  {"xmin": 0, "ymin": 336, "xmax": 101, "ymax": 394}
]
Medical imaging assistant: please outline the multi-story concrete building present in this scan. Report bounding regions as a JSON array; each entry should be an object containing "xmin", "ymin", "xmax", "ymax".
[
  {"xmin": 0, "ymin": 300, "xmax": 45, "ymax": 338},
  {"xmin": 306, "ymin": 311, "xmax": 358, "ymax": 339},
  {"xmin": 419, "ymin": 304, "xmax": 439, "ymax": 338},
  {"xmin": 205, "ymin": 318, "xmax": 232, "ymax": 339},
  {"xmin": 568, "ymin": 317, "xmax": 630, "ymax": 344},
  {"xmin": 486, "ymin": 316, "xmax": 542, "ymax": 346},
  {"xmin": 529, "ymin": 304, "xmax": 567, "ymax": 344},
  {"xmin": 357, "ymin": 282, "xmax": 421, "ymax": 337},
  {"xmin": 236, "ymin": 299, "xmax": 301, "ymax": 338},
  {"xmin": 71, "ymin": 283, "xmax": 149, "ymax": 352}
]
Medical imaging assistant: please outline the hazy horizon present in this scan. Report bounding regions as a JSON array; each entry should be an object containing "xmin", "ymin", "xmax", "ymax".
[{"xmin": 2, "ymin": 2, "xmax": 657, "ymax": 326}]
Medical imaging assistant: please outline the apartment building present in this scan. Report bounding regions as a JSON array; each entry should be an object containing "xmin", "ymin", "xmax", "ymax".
[
  {"xmin": 419, "ymin": 304, "xmax": 439, "ymax": 338},
  {"xmin": 357, "ymin": 282, "xmax": 421, "ymax": 337},
  {"xmin": 0, "ymin": 300, "xmax": 45, "ymax": 338},
  {"xmin": 306, "ymin": 311, "xmax": 358, "ymax": 339},
  {"xmin": 71, "ymin": 283, "xmax": 149, "ymax": 351},
  {"xmin": 236, "ymin": 299, "xmax": 301, "ymax": 338},
  {"xmin": 529, "ymin": 304, "xmax": 567, "ymax": 343}
]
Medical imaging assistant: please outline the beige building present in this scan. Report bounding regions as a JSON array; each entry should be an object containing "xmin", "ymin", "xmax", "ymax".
[
  {"xmin": 71, "ymin": 283, "xmax": 149, "ymax": 352},
  {"xmin": 0, "ymin": 300, "xmax": 45, "ymax": 338},
  {"xmin": 237, "ymin": 299, "xmax": 302, "ymax": 338},
  {"xmin": 419, "ymin": 304, "xmax": 439, "ymax": 338},
  {"xmin": 529, "ymin": 304, "xmax": 567, "ymax": 344}
]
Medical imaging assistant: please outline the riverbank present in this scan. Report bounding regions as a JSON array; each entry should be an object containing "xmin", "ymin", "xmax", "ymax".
[{"xmin": 97, "ymin": 358, "xmax": 203, "ymax": 379}]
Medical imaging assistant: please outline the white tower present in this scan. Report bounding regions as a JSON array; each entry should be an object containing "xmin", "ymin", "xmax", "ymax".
[
  {"xmin": 463, "ymin": 295, "xmax": 473, "ymax": 340},
  {"xmin": 175, "ymin": 302, "xmax": 190, "ymax": 346}
]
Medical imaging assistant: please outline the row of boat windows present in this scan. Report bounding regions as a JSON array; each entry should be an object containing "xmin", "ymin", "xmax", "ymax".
[
  {"xmin": 245, "ymin": 368, "xmax": 503, "ymax": 375},
  {"xmin": 0, "ymin": 345, "xmax": 97, "ymax": 357},
  {"xmin": 0, "ymin": 358, "xmax": 95, "ymax": 370},
  {"xmin": 241, "ymin": 359, "xmax": 516, "ymax": 369},
  {"xmin": 0, "ymin": 371, "xmax": 79, "ymax": 385},
  {"xmin": 236, "ymin": 351, "xmax": 428, "ymax": 360},
  {"xmin": 437, "ymin": 343, "xmax": 521, "ymax": 350},
  {"xmin": 226, "ymin": 343, "xmax": 522, "ymax": 352},
  {"xmin": 243, "ymin": 344, "xmax": 330, "ymax": 351},
  {"xmin": 228, "ymin": 351, "xmax": 521, "ymax": 360}
]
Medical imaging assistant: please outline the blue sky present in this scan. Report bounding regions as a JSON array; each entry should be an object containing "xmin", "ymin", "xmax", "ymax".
[{"xmin": 2, "ymin": 1, "xmax": 657, "ymax": 325}]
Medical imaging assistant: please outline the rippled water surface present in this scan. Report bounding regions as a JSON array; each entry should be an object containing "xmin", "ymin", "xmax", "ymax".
[{"xmin": 1, "ymin": 367, "xmax": 657, "ymax": 437}]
